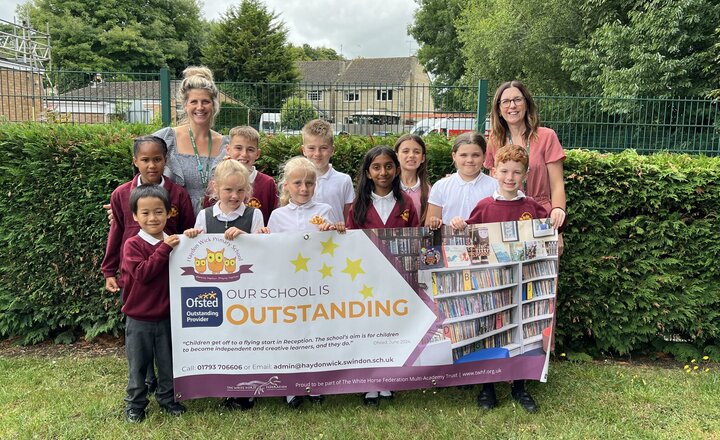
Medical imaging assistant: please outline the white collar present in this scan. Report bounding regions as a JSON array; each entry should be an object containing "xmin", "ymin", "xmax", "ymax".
[
  {"xmin": 316, "ymin": 164, "xmax": 334, "ymax": 180},
  {"xmin": 400, "ymin": 178, "xmax": 421, "ymax": 191},
  {"xmin": 248, "ymin": 166, "xmax": 258, "ymax": 183},
  {"xmin": 493, "ymin": 189, "xmax": 526, "ymax": 201},
  {"xmin": 136, "ymin": 175, "xmax": 165, "ymax": 187},
  {"xmin": 453, "ymin": 172, "xmax": 484, "ymax": 185},
  {"xmin": 371, "ymin": 191, "xmax": 395, "ymax": 202},
  {"xmin": 138, "ymin": 229, "xmax": 168, "ymax": 245},
  {"xmin": 287, "ymin": 199, "xmax": 317, "ymax": 210},
  {"xmin": 213, "ymin": 202, "xmax": 246, "ymax": 217}
]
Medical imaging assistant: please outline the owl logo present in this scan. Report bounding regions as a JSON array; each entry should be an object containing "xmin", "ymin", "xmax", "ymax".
[
  {"xmin": 400, "ymin": 209, "xmax": 410, "ymax": 222},
  {"xmin": 194, "ymin": 257, "xmax": 207, "ymax": 273},
  {"xmin": 224, "ymin": 257, "xmax": 237, "ymax": 273},
  {"xmin": 519, "ymin": 212, "xmax": 534, "ymax": 221},
  {"xmin": 206, "ymin": 249, "xmax": 225, "ymax": 274},
  {"xmin": 246, "ymin": 197, "xmax": 262, "ymax": 209},
  {"xmin": 168, "ymin": 205, "xmax": 179, "ymax": 218}
]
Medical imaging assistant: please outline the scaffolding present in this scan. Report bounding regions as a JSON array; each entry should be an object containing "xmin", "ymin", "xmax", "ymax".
[{"xmin": 0, "ymin": 17, "xmax": 51, "ymax": 71}]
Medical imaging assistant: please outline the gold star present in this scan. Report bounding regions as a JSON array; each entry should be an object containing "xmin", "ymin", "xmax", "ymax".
[
  {"xmin": 318, "ymin": 263, "xmax": 333, "ymax": 279},
  {"xmin": 320, "ymin": 237, "xmax": 339, "ymax": 256},
  {"xmin": 358, "ymin": 284, "xmax": 374, "ymax": 299},
  {"xmin": 341, "ymin": 258, "xmax": 364, "ymax": 281},
  {"xmin": 290, "ymin": 253, "xmax": 310, "ymax": 272}
]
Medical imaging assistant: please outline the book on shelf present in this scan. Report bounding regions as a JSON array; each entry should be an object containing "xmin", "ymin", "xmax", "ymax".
[
  {"xmin": 509, "ymin": 242, "xmax": 526, "ymax": 261},
  {"xmin": 442, "ymin": 245, "xmax": 472, "ymax": 267},
  {"xmin": 491, "ymin": 243, "xmax": 511, "ymax": 263},
  {"xmin": 420, "ymin": 245, "xmax": 444, "ymax": 269}
]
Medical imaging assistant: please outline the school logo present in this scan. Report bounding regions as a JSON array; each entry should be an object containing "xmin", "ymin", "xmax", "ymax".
[
  {"xmin": 519, "ymin": 212, "xmax": 534, "ymax": 221},
  {"xmin": 181, "ymin": 287, "xmax": 223, "ymax": 328},
  {"xmin": 168, "ymin": 205, "xmax": 179, "ymax": 218},
  {"xmin": 400, "ymin": 209, "xmax": 410, "ymax": 222},
  {"xmin": 246, "ymin": 197, "xmax": 262, "ymax": 209},
  {"xmin": 227, "ymin": 376, "xmax": 287, "ymax": 395},
  {"xmin": 181, "ymin": 246, "xmax": 253, "ymax": 283}
]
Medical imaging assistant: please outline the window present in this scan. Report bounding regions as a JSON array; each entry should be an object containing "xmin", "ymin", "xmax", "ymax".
[
  {"xmin": 376, "ymin": 89, "xmax": 393, "ymax": 101},
  {"xmin": 307, "ymin": 90, "xmax": 323, "ymax": 101},
  {"xmin": 344, "ymin": 91, "xmax": 359, "ymax": 102}
]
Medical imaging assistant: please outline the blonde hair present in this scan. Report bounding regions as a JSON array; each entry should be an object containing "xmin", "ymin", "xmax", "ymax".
[
  {"xmin": 302, "ymin": 119, "xmax": 333, "ymax": 146},
  {"xmin": 178, "ymin": 66, "xmax": 220, "ymax": 126},
  {"xmin": 212, "ymin": 159, "xmax": 252, "ymax": 199},
  {"xmin": 494, "ymin": 144, "xmax": 529, "ymax": 171},
  {"xmin": 228, "ymin": 125, "xmax": 260, "ymax": 146},
  {"xmin": 278, "ymin": 156, "xmax": 317, "ymax": 206}
]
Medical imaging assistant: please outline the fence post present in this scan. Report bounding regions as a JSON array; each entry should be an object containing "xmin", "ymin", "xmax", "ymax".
[
  {"xmin": 160, "ymin": 67, "xmax": 171, "ymax": 127},
  {"xmin": 476, "ymin": 79, "xmax": 488, "ymax": 132}
]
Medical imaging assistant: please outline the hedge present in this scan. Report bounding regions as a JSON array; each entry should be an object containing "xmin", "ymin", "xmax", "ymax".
[{"xmin": 1, "ymin": 124, "xmax": 718, "ymax": 358}]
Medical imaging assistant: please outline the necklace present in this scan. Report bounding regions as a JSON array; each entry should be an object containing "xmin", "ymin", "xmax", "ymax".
[{"xmin": 188, "ymin": 127, "xmax": 212, "ymax": 187}]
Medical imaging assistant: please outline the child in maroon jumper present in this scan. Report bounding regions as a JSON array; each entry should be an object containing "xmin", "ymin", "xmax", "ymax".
[
  {"xmin": 347, "ymin": 146, "xmax": 419, "ymax": 230},
  {"xmin": 346, "ymin": 146, "xmax": 419, "ymax": 406},
  {"xmin": 102, "ymin": 135, "xmax": 194, "ymax": 395},
  {"xmin": 211, "ymin": 126, "xmax": 278, "ymax": 224},
  {"xmin": 121, "ymin": 184, "xmax": 187, "ymax": 422},
  {"xmin": 452, "ymin": 144, "xmax": 565, "ymax": 414}
]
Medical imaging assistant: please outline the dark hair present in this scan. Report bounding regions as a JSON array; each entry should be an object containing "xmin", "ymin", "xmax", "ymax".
[
  {"xmin": 453, "ymin": 132, "xmax": 487, "ymax": 154},
  {"xmin": 352, "ymin": 146, "xmax": 403, "ymax": 227},
  {"xmin": 489, "ymin": 80, "xmax": 540, "ymax": 149},
  {"xmin": 130, "ymin": 184, "xmax": 170, "ymax": 214},
  {"xmin": 133, "ymin": 135, "xmax": 168, "ymax": 157},
  {"xmin": 393, "ymin": 133, "xmax": 429, "ymax": 223}
]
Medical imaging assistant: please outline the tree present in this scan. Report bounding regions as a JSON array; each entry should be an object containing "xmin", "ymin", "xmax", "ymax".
[
  {"xmin": 458, "ymin": 0, "xmax": 584, "ymax": 96},
  {"xmin": 22, "ymin": 0, "xmax": 204, "ymax": 74},
  {"xmin": 290, "ymin": 44, "xmax": 344, "ymax": 61},
  {"xmin": 281, "ymin": 97, "xmax": 317, "ymax": 130},
  {"xmin": 562, "ymin": 0, "xmax": 720, "ymax": 98},
  {"xmin": 202, "ymin": 0, "xmax": 298, "ymax": 84},
  {"xmin": 408, "ymin": 0, "xmax": 465, "ymax": 86}
]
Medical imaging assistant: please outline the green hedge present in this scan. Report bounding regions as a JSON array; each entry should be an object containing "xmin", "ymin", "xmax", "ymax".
[{"xmin": 1, "ymin": 124, "xmax": 718, "ymax": 357}]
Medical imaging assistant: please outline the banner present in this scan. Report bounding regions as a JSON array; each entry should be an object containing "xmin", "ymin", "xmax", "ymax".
[{"xmin": 169, "ymin": 220, "xmax": 558, "ymax": 400}]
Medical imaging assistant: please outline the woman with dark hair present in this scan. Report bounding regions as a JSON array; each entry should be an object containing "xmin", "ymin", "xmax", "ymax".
[
  {"xmin": 394, "ymin": 134, "xmax": 431, "ymax": 224},
  {"xmin": 477, "ymin": 80, "xmax": 567, "ymax": 414},
  {"xmin": 485, "ymin": 81, "xmax": 567, "ymax": 244}
]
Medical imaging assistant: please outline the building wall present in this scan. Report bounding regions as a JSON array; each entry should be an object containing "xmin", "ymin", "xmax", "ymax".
[{"xmin": 0, "ymin": 68, "xmax": 44, "ymax": 122}]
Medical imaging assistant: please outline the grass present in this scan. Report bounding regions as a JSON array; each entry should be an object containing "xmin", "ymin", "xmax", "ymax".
[{"xmin": 1, "ymin": 353, "xmax": 719, "ymax": 440}]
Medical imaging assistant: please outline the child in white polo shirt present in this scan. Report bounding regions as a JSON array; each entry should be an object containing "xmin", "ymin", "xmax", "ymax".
[
  {"xmin": 425, "ymin": 132, "xmax": 498, "ymax": 228},
  {"xmin": 301, "ymin": 119, "xmax": 354, "ymax": 223}
]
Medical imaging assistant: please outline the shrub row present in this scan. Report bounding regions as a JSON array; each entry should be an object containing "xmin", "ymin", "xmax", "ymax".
[{"xmin": 0, "ymin": 124, "xmax": 718, "ymax": 358}]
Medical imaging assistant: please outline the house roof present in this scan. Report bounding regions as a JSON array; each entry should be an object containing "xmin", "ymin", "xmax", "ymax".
[
  {"xmin": 56, "ymin": 80, "xmax": 237, "ymax": 103},
  {"xmin": 297, "ymin": 57, "xmax": 424, "ymax": 86}
]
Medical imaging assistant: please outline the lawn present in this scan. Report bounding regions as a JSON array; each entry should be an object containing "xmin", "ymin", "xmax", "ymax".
[{"xmin": 0, "ymin": 348, "xmax": 718, "ymax": 440}]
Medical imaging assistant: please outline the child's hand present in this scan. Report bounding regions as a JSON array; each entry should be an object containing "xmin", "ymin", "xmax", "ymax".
[
  {"xmin": 105, "ymin": 276, "xmax": 120, "ymax": 293},
  {"xmin": 258, "ymin": 227, "xmax": 271, "ymax": 234},
  {"xmin": 184, "ymin": 228, "xmax": 203, "ymax": 238},
  {"xmin": 426, "ymin": 216, "xmax": 442, "ymax": 230},
  {"xmin": 450, "ymin": 216, "xmax": 467, "ymax": 231},
  {"xmin": 102, "ymin": 203, "xmax": 114, "ymax": 225},
  {"xmin": 225, "ymin": 227, "xmax": 246, "ymax": 240},
  {"xmin": 164, "ymin": 234, "xmax": 180, "ymax": 248}
]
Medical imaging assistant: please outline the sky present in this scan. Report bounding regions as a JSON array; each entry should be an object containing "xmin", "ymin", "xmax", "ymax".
[{"xmin": 0, "ymin": 0, "xmax": 419, "ymax": 59}]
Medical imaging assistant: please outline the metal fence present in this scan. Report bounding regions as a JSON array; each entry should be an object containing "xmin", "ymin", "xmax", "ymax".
[{"xmin": 2, "ymin": 66, "xmax": 719, "ymax": 154}]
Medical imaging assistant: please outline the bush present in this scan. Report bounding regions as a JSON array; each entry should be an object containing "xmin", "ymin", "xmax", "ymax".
[
  {"xmin": 0, "ymin": 123, "xmax": 154, "ymax": 344},
  {"xmin": 1, "ymin": 123, "xmax": 718, "ymax": 355}
]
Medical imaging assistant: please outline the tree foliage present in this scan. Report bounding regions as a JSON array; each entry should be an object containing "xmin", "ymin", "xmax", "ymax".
[
  {"xmin": 202, "ymin": 0, "xmax": 298, "ymax": 84},
  {"xmin": 290, "ymin": 44, "xmax": 344, "ymax": 61},
  {"xmin": 458, "ymin": 0, "xmax": 583, "ymax": 95},
  {"xmin": 407, "ymin": 0, "xmax": 465, "ymax": 86},
  {"xmin": 280, "ymin": 97, "xmax": 318, "ymax": 130},
  {"xmin": 23, "ymin": 0, "xmax": 204, "ymax": 74},
  {"xmin": 562, "ymin": 0, "xmax": 720, "ymax": 98}
]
